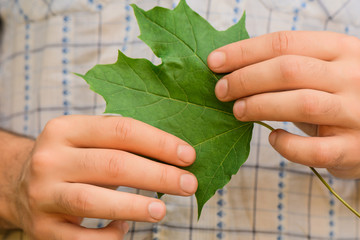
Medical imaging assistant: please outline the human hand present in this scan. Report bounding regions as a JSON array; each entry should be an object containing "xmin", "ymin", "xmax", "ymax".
[
  {"xmin": 208, "ymin": 31, "xmax": 360, "ymax": 179},
  {"xmin": 9, "ymin": 115, "xmax": 197, "ymax": 239}
]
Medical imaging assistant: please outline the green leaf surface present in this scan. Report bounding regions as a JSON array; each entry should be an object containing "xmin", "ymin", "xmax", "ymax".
[{"xmin": 78, "ymin": 0, "xmax": 253, "ymax": 217}]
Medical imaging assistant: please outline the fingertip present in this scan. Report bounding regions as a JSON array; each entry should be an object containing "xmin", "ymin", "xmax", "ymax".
[
  {"xmin": 268, "ymin": 129, "xmax": 301, "ymax": 164},
  {"xmin": 269, "ymin": 129, "xmax": 288, "ymax": 148},
  {"xmin": 215, "ymin": 78, "xmax": 228, "ymax": 101},
  {"xmin": 233, "ymin": 99, "xmax": 246, "ymax": 120},
  {"xmin": 177, "ymin": 144, "xmax": 196, "ymax": 165},
  {"xmin": 121, "ymin": 221, "xmax": 130, "ymax": 234},
  {"xmin": 148, "ymin": 201, "xmax": 166, "ymax": 221},
  {"xmin": 269, "ymin": 130, "xmax": 277, "ymax": 146},
  {"xmin": 180, "ymin": 173, "xmax": 198, "ymax": 195},
  {"xmin": 109, "ymin": 220, "xmax": 129, "ymax": 234},
  {"xmin": 207, "ymin": 51, "xmax": 226, "ymax": 71}
]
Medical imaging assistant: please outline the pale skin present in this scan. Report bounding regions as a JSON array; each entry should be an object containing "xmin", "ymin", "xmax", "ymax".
[
  {"xmin": 0, "ymin": 115, "xmax": 198, "ymax": 239},
  {"xmin": 208, "ymin": 31, "xmax": 360, "ymax": 179}
]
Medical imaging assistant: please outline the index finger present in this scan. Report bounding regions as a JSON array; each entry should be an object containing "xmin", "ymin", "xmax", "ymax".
[
  {"xmin": 207, "ymin": 31, "xmax": 344, "ymax": 73},
  {"xmin": 42, "ymin": 115, "xmax": 196, "ymax": 167}
]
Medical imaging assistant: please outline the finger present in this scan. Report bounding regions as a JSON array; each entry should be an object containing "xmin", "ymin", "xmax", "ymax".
[
  {"xmin": 208, "ymin": 31, "xmax": 345, "ymax": 73},
  {"xmin": 43, "ymin": 115, "xmax": 196, "ymax": 166},
  {"xmin": 63, "ymin": 148, "xmax": 197, "ymax": 196},
  {"xmin": 48, "ymin": 183, "xmax": 167, "ymax": 222},
  {"xmin": 268, "ymin": 129, "xmax": 345, "ymax": 169},
  {"xmin": 54, "ymin": 220, "xmax": 129, "ymax": 240},
  {"xmin": 269, "ymin": 129, "xmax": 360, "ymax": 179},
  {"xmin": 232, "ymin": 89, "xmax": 350, "ymax": 127},
  {"xmin": 215, "ymin": 56, "xmax": 341, "ymax": 102}
]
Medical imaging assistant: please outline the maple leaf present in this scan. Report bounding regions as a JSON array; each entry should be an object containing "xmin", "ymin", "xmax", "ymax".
[{"xmin": 78, "ymin": 0, "xmax": 252, "ymax": 217}]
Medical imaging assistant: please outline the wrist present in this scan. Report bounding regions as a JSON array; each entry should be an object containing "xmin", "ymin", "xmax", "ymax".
[{"xmin": 0, "ymin": 130, "xmax": 35, "ymax": 229}]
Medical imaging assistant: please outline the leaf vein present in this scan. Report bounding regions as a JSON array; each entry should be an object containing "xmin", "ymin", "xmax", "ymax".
[
  {"xmin": 88, "ymin": 74, "xmax": 233, "ymax": 116},
  {"xmin": 198, "ymin": 124, "xmax": 253, "ymax": 202},
  {"xmin": 193, "ymin": 123, "xmax": 252, "ymax": 148}
]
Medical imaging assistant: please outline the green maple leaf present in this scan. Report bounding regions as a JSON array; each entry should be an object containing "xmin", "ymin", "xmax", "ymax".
[{"xmin": 77, "ymin": 0, "xmax": 253, "ymax": 217}]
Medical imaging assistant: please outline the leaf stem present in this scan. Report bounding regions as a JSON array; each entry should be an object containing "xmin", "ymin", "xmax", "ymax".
[
  {"xmin": 255, "ymin": 120, "xmax": 360, "ymax": 218},
  {"xmin": 254, "ymin": 121, "xmax": 274, "ymax": 131},
  {"xmin": 309, "ymin": 167, "xmax": 360, "ymax": 218}
]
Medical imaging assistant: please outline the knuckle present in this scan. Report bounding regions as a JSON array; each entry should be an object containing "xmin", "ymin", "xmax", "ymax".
[
  {"xmin": 105, "ymin": 152, "xmax": 124, "ymax": 179},
  {"xmin": 114, "ymin": 117, "xmax": 133, "ymax": 142},
  {"xmin": 338, "ymin": 35, "xmax": 360, "ymax": 53},
  {"xmin": 299, "ymin": 92, "xmax": 320, "ymax": 117},
  {"xmin": 72, "ymin": 190, "xmax": 92, "ymax": 215},
  {"xmin": 158, "ymin": 165, "xmax": 169, "ymax": 186},
  {"xmin": 322, "ymin": 97, "xmax": 341, "ymax": 117},
  {"xmin": 156, "ymin": 134, "xmax": 169, "ymax": 157},
  {"xmin": 299, "ymin": 92, "xmax": 340, "ymax": 118},
  {"xmin": 271, "ymin": 31, "xmax": 292, "ymax": 56},
  {"xmin": 107, "ymin": 205, "xmax": 119, "ymax": 219},
  {"xmin": 279, "ymin": 56, "xmax": 302, "ymax": 82},
  {"xmin": 253, "ymin": 102, "xmax": 265, "ymax": 119},
  {"xmin": 56, "ymin": 188, "xmax": 93, "ymax": 215},
  {"xmin": 279, "ymin": 56, "xmax": 327, "ymax": 85},
  {"xmin": 31, "ymin": 149, "xmax": 54, "ymax": 175},
  {"xmin": 313, "ymin": 142, "xmax": 331, "ymax": 165},
  {"xmin": 79, "ymin": 150, "xmax": 95, "ymax": 172},
  {"xmin": 238, "ymin": 43, "xmax": 249, "ymax": 63},
  {"xmin": 42, "ymin": 116, "xmax": 70, "ymax": 136},
  {"xmin": 27, "ymin": 183, "xmax": 43, "ymax": 207},
  {"xmin": 231, "ymin": 70, "xmax": 249, "ymax": 95},
  {"xmin": 127, "ymin": 198, "xmax": 137, "ymax": 215}
]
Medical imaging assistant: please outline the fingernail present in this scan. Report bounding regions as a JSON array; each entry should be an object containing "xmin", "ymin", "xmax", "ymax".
[
  {"xmin": 122, "ymin": 222, "xmax": 129, "ymax": 234},
  {"xmin": 215, "ymin": 78, "xmax": 228, "ymax": 99},
  {"xmin": 208, "ymin": 51, "xmax": 226, "ymax": 69},
  {"xmin": 177, "ymin": 145, "xmax": 196, "ymax": 164},
  {"xmin": 148, "ymin": 202, "xmax": 165, "ymax": 220},
  {"xmin": 269, "ymin": 130, "xmax": 277, "ymax": 146},
  {"xmin": 180, "ymin": 174, "xmax": 198, "ymax": 194},
  {"xmin": 233, "ymin": 100, "xmax": 246, "ymax": 119}
]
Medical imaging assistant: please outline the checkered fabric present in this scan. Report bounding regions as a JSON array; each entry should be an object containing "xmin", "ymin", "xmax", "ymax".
[{"xmin": 0, "ymin": 0, "xmax": 360, "ymax": 239}]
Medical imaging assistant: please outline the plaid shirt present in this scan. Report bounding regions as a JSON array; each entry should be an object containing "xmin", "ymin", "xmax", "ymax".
[{"xmin": 1, "ymin": 0, "xmax": 360, "ymax": 239}]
